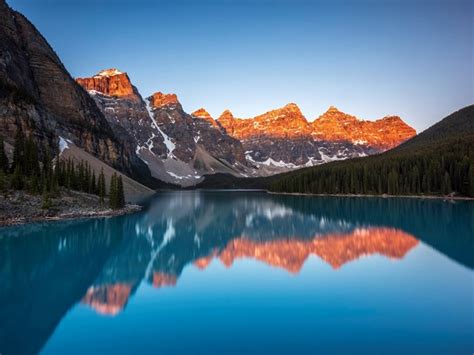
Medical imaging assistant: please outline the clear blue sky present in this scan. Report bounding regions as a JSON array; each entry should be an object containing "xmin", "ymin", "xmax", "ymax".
[{"xmin": 8, "ymin": 0, "xmax": 473, "ymax": 131}]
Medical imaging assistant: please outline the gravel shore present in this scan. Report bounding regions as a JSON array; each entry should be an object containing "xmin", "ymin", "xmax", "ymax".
[{"xmin": 0, "ymin": 189, "xmax": 143, "ymax": 227}]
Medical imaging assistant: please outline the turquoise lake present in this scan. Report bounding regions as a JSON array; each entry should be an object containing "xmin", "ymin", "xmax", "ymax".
[{"xmin": 0, "ymin": 191, "xmax": 473, "ymax": 354}]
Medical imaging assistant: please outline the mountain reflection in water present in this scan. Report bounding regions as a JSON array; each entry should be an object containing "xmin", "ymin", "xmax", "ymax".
[
  {"xmin": 0, "ymin": 191, "xmax": 472, "ymax": 355},
  {"xmin": 82, "ymin": 227, "xmax": 418, "ymax": 316}
]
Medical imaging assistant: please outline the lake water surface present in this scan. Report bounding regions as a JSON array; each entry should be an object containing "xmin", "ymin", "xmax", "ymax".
[{"xmin": 1, "ymin": 191, "xmax": 473, "ymax": 354}]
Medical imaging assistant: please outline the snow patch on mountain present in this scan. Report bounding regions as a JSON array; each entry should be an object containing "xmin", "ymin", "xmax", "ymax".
[
  {"xmin": 143, "ymin": 98, "xmax": 176, "ymax": 157},
  {"xmin": 95, "ymin": 69, "xmax": 124, "ymax": 78},
  {"xmin": 59, "ymin": 136, "xmax": 72, "ymax": 153},
  {"xmin": 318, "ymin": 148, "xmax": 343, "ymax": 163}
]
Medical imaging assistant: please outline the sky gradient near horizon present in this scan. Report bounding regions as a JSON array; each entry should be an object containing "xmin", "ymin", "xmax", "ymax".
[{"xmin": 8, "ymin": 0, "xmax": 473, "ymax": 132}]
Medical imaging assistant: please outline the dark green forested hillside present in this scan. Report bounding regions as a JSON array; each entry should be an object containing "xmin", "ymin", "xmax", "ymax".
[
  {"xmin": 269, "ymin": 105, "xmax": 474, "ymax": 197},
  {"xmin": 0, "ymin": 129, "xmax": 126, "ymax": 210}
]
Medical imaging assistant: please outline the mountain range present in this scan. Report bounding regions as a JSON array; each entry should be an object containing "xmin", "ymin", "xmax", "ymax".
[
  {"xmin": 269, "ymin": 105, "xmax": 474, "ymax": 196},
  {"xmin": 75, "ymin": 68, "xmax": 415, "ymax": 185}
]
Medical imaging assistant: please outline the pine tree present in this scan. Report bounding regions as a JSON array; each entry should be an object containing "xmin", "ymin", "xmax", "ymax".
[
  {"xmin": 0, "ymin": 137, "xmax": 8, "ymax": 173},
  {"xmin": 442, "ymin": 171, "xmax": 452, "ymax": 195},
  {"xmin": 84, "ymin": 162, "xmax": 90, "ymax": 193},
  {"xmin": 28, "ymin": 173, "xmax": 40, "ymax": 194},
  {"xmin": 60, "ymin": 160, "xmax": 66, "ymax": 186},
  {"xmin": 53, "ymin": 145, "xmax": 64, "ymax": 188},
  {"xmin": 109, "ymin": 172, "xmax": 118, "ymax": 209},
  {"xmin": 66, "ymin": 158, "xmax": 73, "ymax": 189},
  {"xmin": 42, "ymin": 146, "xmax": 52, "ymax": 191},
  {"xmin": 469, "ymin": 163, "xmax": 474, "ymax": 197},
  {"xmin": 77, "ymin": 160, "xmax": 83, "ymax": 191},
  {"xmin": 53, "ymin": 156, "xmax": 62, "ymax": 190},
  {"xmin": 0, "ymin": 170, "xmax": 6, "ymax": 192},
  {"xmin": 41, "ymin": 185, "xmax": 52, "ymax": 210},
  {"xmin": 69, "ymin": 161, "xmax": 76, "ymax": 190},
  {"xmin": 11, "ymin": 165, "xmax": 23, "ymax": 190},
  {"xmin": 98, "ymin": 168, "xmax": 106, "ymax": 205},
  {"xmin": 50, "ymin": 166, "xmax": 59, "ymax": 196},
  {"xmin": 90, "ymin": 171, "xmax": 97, "ymax": 195},
  {"xmin": 117, "ymin": 175, "xmax": 125, "ymax": 208},
  {"xmin": 25, "ymin": 137, "xmax": 40, "ymax": 177}
]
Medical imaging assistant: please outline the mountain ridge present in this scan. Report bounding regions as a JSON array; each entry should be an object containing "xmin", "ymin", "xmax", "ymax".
[
  {"xmin": 269, "ymin": 105, "xmax": 474, "ymax": 197},
  {"xmin": 76, "ymin": 68, "xmax": 415, "ymax": 184}
]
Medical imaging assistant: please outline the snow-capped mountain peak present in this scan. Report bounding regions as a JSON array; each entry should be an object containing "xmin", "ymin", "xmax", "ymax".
[{"xmin": 95, "ymin": 68, "xmax": 124, "ymax": 77}]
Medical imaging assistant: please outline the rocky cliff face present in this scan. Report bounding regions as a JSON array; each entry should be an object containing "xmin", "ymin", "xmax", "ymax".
[
  {"xmin": 77, "ymin": 70, "xmax": 172, "ymax": 181},
  {"xmin": 77, "ymin": 70, "xmax": 250, "ymax": 185},
  {"xmin": 0, "ymin": 1, "xmax": 150, "ymax": 181},
  {"xmin": 219, "ymin": 103, "xmax": 312, "ymax": 139},
  {"xmin": 218, "ymin": 104, "xmax": 415, "ymax": 172},
  {"xmin": 218, "ymin": 105, "xmax": 369, "ymax": 171},
  {"xmin": 191, "ymin": 108, "xmax": 220, "ymax": 128},
  {"xmin": 76, "ymin": 69, "xmax": 140, "ymax": 99},
  {"xmin": 149, "ymin": 91, "xmax": 181, "ymax": 108},
  {"xmin": 145, "ymin": 92, "xmax": 250, "ymax": 184},
  {"xmin": 312, "ymin": 106, "xmax": 416, "ymax": 150},
  {"xmin": 76, "ymin": 72, "xmax": 185, "ymax": 185}
]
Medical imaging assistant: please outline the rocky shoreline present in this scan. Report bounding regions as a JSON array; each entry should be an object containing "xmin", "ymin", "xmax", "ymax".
[{"xmin": 0, "ymin": 190, "xmax": 143, "ymax": 227}]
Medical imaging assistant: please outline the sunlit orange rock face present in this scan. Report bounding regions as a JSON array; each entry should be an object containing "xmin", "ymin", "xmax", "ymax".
[
  {"xmin": 76, "ymin": 69, "xmax": 139, "ymax": 100},
  {"xmin": 148, "ymin": 92, "xmax": 181, "ymax": 109},
  {"xmin": 210, "ymin": 228, "xmax": 418, "ymax": 273},
  {"xmin": 311, "ymin": 106, "xmax": 416, "ymax": 150},
  {"xmin": 219, "ymin": 103, "xmax": 312, "ymax": 139},
  {"xmin": 152, "ymin": 272, "xmax": 177, "ymax": 288},
  {"xmin": 191, "ymin": 108, "xmax": 219, "ymax": 128},
  {"xmin": 218, "ymin": 104, "xmax": 415, "ymax": 151},
  {"xmin": 82, "ymin": 283, "xmax": 132, "ymax": 316}
]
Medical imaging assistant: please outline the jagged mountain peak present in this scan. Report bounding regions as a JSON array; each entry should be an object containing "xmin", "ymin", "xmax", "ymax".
[
  {"xmin": 76, "ymin": 69, "xmax": 139, "ymax": 100},
  {"xmin": 283, "ymin": 102, "xmax": 302, "ymax": 112},
  {"xmin": 148, "ymin": 92, "xmax": 181, "ymax": 109},
  {"xmin": 218, "ymin": 110, "xmax": 235, "ymax": 121},
  {"xmin": 316, "ymin": 106, "xmax": 358, "ymax": 122},
  {"xmin": 326, "ymin": 105, "xmax": 341, "ymax": 112},
  {"xmin": 192, "ymin": 108, "xmax": 213, "ymax": 120},
  {"xmin": 94, "ymin": 68, "xmax": 125, "ymax": 78},
  {"xmin": 252, "ymin": 103, "xmax": 309, "ymax": 133},
  {"xmin": 256, "ymin": 103, "xmax": 306, "ymax": 122},
  {"xmin": 377, "ymin": 115, "xmax": 404, "ymax": 123},
  {"xmin": 217, "ymin": 103, "xmax": 311, "ymax": 141},
  {"xmin": 217, "ymin": 110, "xmax": 237, "ymax": 135},
  {"xmin": 192, "ymin": 108, "xmax": 218, "ymax": 127},
  {"xmin": 312, "ymin": 109, "xmax": 416, "ymax": 150}
]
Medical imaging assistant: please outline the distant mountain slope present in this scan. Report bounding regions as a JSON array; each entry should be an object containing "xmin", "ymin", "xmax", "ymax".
[
  {"xmin": 394, "ymin": 105, "xmax": 474, "ymax": 151},
  {"xmin": 218, "ymin": 104, "xmax": 415, "ymax": 171},
  {"xmin": 0, "ymin": 0, "xmax": 153, "ymax": 185},
  {"xmin": 269, "ymin": 105, "xmax": 474, "ymax": 197}
]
